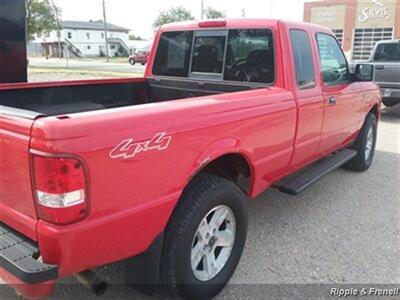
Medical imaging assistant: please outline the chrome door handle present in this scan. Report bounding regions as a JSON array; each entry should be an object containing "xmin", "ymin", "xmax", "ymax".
[
  {"xmin": 328, "ymin": 96, "xmax": 336, "ymax": 105},
  {"xmin": 375, "ymin": 65, "xmax": 384, "ymax": 70}
]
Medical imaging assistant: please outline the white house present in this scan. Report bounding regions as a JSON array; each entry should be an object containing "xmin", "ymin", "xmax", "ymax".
[{"xmin": 34, "ymin": 20, "xmax": 131, "ymax": 58}]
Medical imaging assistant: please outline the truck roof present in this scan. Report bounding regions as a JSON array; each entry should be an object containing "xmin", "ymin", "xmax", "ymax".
[
  {"xmin": 159, "ymin": 18, "xmax": 332, "ymax": 34},
  {"xmin": 374, "ymin": 39, "xmax": 400, "ymax": 45}
]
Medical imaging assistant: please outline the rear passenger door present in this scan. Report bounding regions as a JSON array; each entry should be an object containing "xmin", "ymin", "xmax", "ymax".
[
  {"xmin": 316, "ymin": 33, "xmax": 362, "ymax": 154},
  {"xmin": 287, "ymin": 29, "xmax": 324, "ymax": 173}
]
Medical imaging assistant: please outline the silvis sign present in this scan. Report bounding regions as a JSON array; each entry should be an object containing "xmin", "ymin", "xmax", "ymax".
[{"xmin": 358, "ymin": 0, "xmax": 391, "ymax": 23}]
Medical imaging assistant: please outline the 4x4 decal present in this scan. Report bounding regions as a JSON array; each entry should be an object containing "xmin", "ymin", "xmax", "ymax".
[{"xmin": 110, "ymin": 132, "xmax": 172, "ymax": 159}]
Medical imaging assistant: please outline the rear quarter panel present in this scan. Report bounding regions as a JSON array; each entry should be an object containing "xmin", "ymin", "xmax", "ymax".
[
  {"xmin": 0, "ymin": 114, "xmax": 37, "ymax": 241},
  {"xmin": 31, "ymin": 87, "xmax": 296, "ymax": 276}
]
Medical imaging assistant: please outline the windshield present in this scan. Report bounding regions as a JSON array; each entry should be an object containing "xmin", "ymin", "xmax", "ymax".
[{"xmin": 373, "ymin": 43, "xmax": 400, "ymax": 62}]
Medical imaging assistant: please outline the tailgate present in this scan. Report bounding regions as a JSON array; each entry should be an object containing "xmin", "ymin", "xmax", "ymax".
[{"xmin": 0, "ymin": 110, "xmax": 38, "ymax": 241}]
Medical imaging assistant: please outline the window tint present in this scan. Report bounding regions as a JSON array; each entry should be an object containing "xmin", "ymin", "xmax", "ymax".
[
  {"xmin": 290, "ymin": 30, "xmax": 315, "ymax": 89},
  {"xmin": 373, "ymin": 43, "xmax": 400, "ymax": 62},
  {"xmin": 191, "ymin": 36, "xmax": 226, "ymax": 74},
  {"xmin": 224, "ymin": 29, "xmax": 274, "ymax": 83},
  {"xmin": 316, "ymin": 33, "xmax": 349, "ymax": 85},
  {"xmin": 153, "ymin": 31, "xmax": 193, "ymax": 77}
]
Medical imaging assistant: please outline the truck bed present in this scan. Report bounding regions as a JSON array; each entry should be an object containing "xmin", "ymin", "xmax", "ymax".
[{"xmin": 0, "ymin": 77, "xmax": 265, "ymax": 117}]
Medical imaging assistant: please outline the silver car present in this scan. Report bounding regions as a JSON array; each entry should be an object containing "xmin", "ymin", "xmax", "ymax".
[{"xmin": 369, "ymin": 40, "xmax": 400, "ymax": 107}]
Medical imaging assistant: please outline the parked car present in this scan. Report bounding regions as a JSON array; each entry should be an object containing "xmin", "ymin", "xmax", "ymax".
[
  {"xmin": 129, "ymin": 49, "xmax": 150, "ymax": 65},
  {"xmin": 0, "ymin": 19, "xmax": 381, "ymax": 299},
  {"xmin": 369, "ymin": 40, "xmax": 400, "ymax": 107}
]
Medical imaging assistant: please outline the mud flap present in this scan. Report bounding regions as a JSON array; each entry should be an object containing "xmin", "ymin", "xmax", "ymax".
[{"xmin": 125, "ymin": 232, "xmax": 164, "ymax": 295}]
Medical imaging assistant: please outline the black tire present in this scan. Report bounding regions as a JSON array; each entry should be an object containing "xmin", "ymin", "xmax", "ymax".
[
  {"xmin": 344, "ymin": 113, "xmax": 377, "ymax": 172},
  {"xmin": 129, "ymin": 58, "xmax": 136, "ymax": 65},
  {"xmin": 382, "ymin": 99, "xmax": 398, "ymax": 107},
  {"xmin": 159, "ymin": 174, "xmax": 248, "ymax": 299},
  {"xmin": 141, "ymin": 62, "xmax": 146, "ymax": 66}
]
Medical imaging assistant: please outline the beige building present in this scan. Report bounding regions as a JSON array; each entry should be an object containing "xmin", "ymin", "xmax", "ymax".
[{"xmin": 304, "ymin": 0, "xmax": 400, "ymax": 60}]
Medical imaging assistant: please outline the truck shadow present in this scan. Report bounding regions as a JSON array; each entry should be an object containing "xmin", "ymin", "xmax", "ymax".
[
  {"xmin": 381, "ymin": 104, "xmax": 400, "ymax": 124},
  {"xmin": 38, "ymin": 147, "xmax": 398, "ymax": 300}
]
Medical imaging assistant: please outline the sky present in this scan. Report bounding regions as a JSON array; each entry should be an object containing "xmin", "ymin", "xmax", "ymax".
[{"xmin": 56, "ymin": 0, "xmax": 308, "ymax": 39}]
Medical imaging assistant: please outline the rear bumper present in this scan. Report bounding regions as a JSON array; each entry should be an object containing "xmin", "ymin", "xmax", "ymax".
[{"xmin": 0, "ymin": 222, "xmax": 58, "ymax": 284}]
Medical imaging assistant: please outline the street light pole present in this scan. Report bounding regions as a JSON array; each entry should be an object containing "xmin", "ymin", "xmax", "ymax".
[
  {"xmin": 102, "ymin": 0, "xmax": 110, "ymax": 62},
  {"xmin": 201, "ymin": 0, "xmax": 204, "ymax": 19}
]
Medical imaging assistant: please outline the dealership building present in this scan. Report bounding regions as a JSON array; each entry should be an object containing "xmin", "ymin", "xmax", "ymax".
[{"xmin": 304, "ymin": 0, "xmax": 400, "ymax": 61}]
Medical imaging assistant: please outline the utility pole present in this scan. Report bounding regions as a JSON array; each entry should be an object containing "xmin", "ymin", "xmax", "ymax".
[
  {"xmin": 51, "ymin": 0, "xmax": 62, "ymax": 59},
  {"xmin": 201, "ymin": 0, "xmax": 205, "ymax": 19},
  {"xmin": 102, "ymin": 0, "xmax": 110, "ymax": 62}
]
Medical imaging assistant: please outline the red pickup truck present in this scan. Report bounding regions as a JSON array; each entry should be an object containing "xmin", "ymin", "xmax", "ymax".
[{"xmin": 0, "ymin": 19, "xmax": 381, "ymax": 299}]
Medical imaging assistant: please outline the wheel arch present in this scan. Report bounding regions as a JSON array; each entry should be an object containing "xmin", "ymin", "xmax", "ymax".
[
  {"xmin": 368, "ymin": 103, "xmax": 380, "ymax": 120},
  {"xmin": 191, "ymin": 152, "xmax": 253, "ymax": 195},
  {"xmin": 185, "ymin": 137, "xmax": 255, "ymax": 197}
]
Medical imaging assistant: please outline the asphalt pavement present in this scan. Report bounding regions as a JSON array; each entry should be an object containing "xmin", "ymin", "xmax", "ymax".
[{"xmin": 1, "ymin": 105, "xmax": 399, "ymax": 299}]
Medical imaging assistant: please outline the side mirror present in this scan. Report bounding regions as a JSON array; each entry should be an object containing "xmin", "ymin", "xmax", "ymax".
[{"xmin": 353, "ymin": 64, "xmax": 374, "ymax": 82}]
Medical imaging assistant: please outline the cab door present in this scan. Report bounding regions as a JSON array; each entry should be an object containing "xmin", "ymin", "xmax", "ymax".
[
  {"xmin": 315, "ymin": 33, "xmax": 363, "ymax": 154},
  {"xmin": 286, "ymin": 29, "xmax": 324, "ymax": 173}
]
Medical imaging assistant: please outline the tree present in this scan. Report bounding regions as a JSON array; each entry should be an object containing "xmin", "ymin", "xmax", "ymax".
[
  {"xmin": 205, "ymin": 7, "xmax": 226, "ymax": 19},
  {"xmin": 26, "ymin": 0, "xmax": 60, "ymax": 41},
  {"xmin": 129, "ymin": 34, "xmax": 145, "ymax": 41},
  {"xmin": 153, "ymin": 6, "xmax": 194, "ymax": 28}
]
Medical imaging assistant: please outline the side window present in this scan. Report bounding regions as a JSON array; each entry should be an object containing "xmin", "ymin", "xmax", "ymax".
[
  {"xmin": 224, "ymin": 29, "xmax": 274, "ymax": 84},
  {"xmin": 373, "ymin": 43, "xmax": 400, "ymax": 62},
  {"xmin": 290, "ymin": 30, "xmax": 315, "ymax": 89},
  {"xmin": 153, "ymin": 31, "xmax": 193, "ymax": 77},
  {"xmin": 316, "ymin": 33, "xmax": 349, "ymax": 85},
  {"xmin": 191, "ymin": 36, "xmax": 226, "ymax": 74}
]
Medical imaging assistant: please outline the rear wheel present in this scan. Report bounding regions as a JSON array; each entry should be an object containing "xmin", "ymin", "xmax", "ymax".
[
  {"xmin": 159, "ymin": 174, "xmax": 248, "ymax": 299},
  {"xmin": 344, "ymin": 113, "xmax": 377, "ymax": 172}
]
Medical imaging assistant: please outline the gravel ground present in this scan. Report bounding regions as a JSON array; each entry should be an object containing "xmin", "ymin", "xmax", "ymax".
[{"xmin": 1, "ymin": 105, "xmax": 399, "ymax": 299}]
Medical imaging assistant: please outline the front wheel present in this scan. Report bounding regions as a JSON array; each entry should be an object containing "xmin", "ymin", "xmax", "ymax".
[
  {"xmin": 129, "ymin": 58, "xmax": 136, "ymax": 65},
  {"xmin": 344, "ymin": 113, "xmax": 377, "ymax": 172},
  {"xmin": 159, "ymin": 174, "xmax": 248, "ymax": 299}
]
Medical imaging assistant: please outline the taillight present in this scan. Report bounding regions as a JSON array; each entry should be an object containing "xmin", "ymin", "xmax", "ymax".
[{"xmin": 32, "ymin": 155, "xmax": 88, "ymax": 225}]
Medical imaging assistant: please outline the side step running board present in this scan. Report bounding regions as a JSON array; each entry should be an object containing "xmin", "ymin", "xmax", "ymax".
[{"xmin": 276, "ymin": 149, "xmax": 357, "ymax": 196}]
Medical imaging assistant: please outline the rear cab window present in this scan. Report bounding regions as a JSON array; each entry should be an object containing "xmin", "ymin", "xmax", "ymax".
[
  {"xmin": 152, "ymin": 31, "xmax": 193, "ymax": 77},
  {"xmin": 152, "ymin": 28, "xmax": 275, "ymax": 85},
  {"xmin": 191, "ymin": 32, "xmax": 226, "ymax": 75},
  {"xmin": 224, "ymin": 29, "xmax": 274, "ymax": 84}
]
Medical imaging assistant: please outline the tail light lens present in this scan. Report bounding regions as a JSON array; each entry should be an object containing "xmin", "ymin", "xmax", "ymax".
[{"xmin": 32, "ymin": 155, "xmax": 88, "ymax": 225}]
